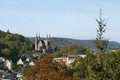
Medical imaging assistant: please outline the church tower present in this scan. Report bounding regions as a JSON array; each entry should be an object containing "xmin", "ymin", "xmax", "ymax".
[
  {"xmin": 35, "ymin": 33, "xmax": 51, "ymax": 53},
  {"xmin": 44, "ymin": 34, "xmax": 51, "ymax": 52},
  {"xmin": 38, "ymin": 33, "xmax": 40, "ymax": 41},
  {"xmin": 35, "ymin": 34, "xmax": 38, "ymax": 50}
]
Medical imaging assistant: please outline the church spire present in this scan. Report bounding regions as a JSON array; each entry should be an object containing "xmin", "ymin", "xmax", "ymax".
[
  {"xmin": 49, "ymin": 34, "xmax": 51, "ymax": 41},
  {"xmin": 35, "ymin": 33, "xmax": 38, "ymax": 50},
  {"xmin": 38, "ymin": 33, "xmax": 40, "ymax": 40},
  {"xmin": 46, "ymin": 34, "xmax": 49, "ymax": 40},
  {"xmin": 36, "ymin": 33, "xmax": 37, "ymax": 38}
]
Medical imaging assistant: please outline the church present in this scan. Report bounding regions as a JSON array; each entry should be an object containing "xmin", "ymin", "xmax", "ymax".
[{"xmin": 35, "ymin": 34, "xmax": 51, "ymax": 53}]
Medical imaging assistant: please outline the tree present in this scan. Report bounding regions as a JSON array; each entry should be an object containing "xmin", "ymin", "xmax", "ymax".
[
  {"xmin": 0, "ymin": 30, "xmax": 34, "ymax": 62},
  {"xmin": 53, "ymin": 44, "xmax": 89, "ymax": 58},
  {"xmin": 72, "ymin": 50, "xmax": 120, "ymax": 80},
  {"xmin": 25, "ymin": 54, "xmax": 73, "ymax": 80},
  {"xmin": 95, "ymin": 9, "xmax": 108, "ymax": 53},
  {"xmin": 1, "ymin": 48, "xmax": 11, "ymax": 57}
]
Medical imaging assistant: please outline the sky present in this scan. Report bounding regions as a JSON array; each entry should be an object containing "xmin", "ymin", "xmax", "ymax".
[{"xmin": 0, "ymin": 0, "xmax": 120, "ymax": 42}]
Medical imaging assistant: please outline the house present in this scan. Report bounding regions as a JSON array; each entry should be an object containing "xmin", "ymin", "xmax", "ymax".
[
  {"xmin": 17, "ymin": 58, "xmax": 24, "ymax": 66},
  {"xmin": 29, "ymin": 61, "xmax": 35, "ymax": 66},
  {"xmin": 67, "ymin": 54, "xmax": 86, "ymax": 67},
  {"xmin": 0, "ymin": 57, "xmax": 13, "ymax": 71},
  {"xmin": 5, "ymin": 60, "xmax": 12, "ymax": 71},
  {"xmin": 53, "ymin": 54, "xmax": 86, "ymax": 67},
  {"xmin": 53, "ymin": 57, "xmax": 67, "ymax": 64},
  {"xmin": 21, "ymin": 53, "xmax": 33, "ymax": 63},
  {"xmin": 16, "ymin": 73, "xmax": 23, "ymax": 80}
]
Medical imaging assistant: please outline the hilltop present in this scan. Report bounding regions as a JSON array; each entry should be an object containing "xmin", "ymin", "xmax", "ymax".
[
  {"xmin": 28, "ymin": 37, "xmax": 120, "ymax": 50},
  {"xmin": 0, "ymin": 30, "xmax": 34, "ymax": 62}
]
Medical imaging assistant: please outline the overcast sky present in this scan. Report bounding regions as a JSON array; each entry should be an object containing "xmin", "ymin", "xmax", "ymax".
[{"xmin": 0, "ymin": 0, "xmax": 120, "ymax": 42}]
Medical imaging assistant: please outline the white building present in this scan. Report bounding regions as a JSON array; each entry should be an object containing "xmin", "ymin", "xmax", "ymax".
[
  {"xmin": 5, "ymin": 60, "xmax": 12, "ymax": 70},
  {"xmin": 53, "ymin": 57, "xmax": 67, "ymax": 62},
  {"xmin": 17, "ymin": 58, "xmax": 24, "ymax": 65},
  {"xmin": 0, "ymin": 57, "xmax": 13, "ymax": 70},
  {"xmin": 29, "ymin": 61, "xmax": 35, "ymax": 66},
  {"xmin": 53, "ymin": 54, "xmax": 86, "ymax": 67},
  {"xmin": 17, "ymin": 73, "xmax": 23, "ymax": 80}
]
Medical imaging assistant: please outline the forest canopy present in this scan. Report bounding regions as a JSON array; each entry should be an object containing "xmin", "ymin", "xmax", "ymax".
[{"xmin": 0, "ymin": 30, "xmax": 34, "ymax": 62}]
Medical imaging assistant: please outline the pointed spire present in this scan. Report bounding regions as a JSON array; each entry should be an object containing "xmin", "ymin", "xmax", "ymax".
[
  {"xmin": 47, "ymin": 34, "xmax": 49, "ymax": 40},
  {"xmin": 35, "ymin": 33, "xmax": 38, "ymax": 41},
  {"xmin": 36, "ymin": 33, "xmax": 37, "ymax": 37},
  {"xmin": 49, "ymin": 34, "xmax": 51, "ymax": 41},
  {"xmin": 49, "ymin": 34, "xmax": 50, "ymax": 38},
  {"xmin": 38, "ymin": 33, "xmax": 40, "ymax": 40},
  {"xmin": 39, "ymin": 33, "xmax": 40, "ymax": 37}
]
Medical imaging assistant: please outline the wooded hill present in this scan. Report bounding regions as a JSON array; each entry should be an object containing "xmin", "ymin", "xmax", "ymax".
[
  {"xmin": 0, "ymin": 30, "xmax": 34, "ymax": 62},
  {"xmin": 28, "ymin": 37, "xmax": 120, "ymax": 50}
]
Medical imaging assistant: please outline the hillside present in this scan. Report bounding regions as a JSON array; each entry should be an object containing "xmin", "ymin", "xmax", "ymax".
[
  {"xmin": 28, "ymin": 37, "xmax": 120, "ymax": 50},
  {"xmin": 0, "ymin": 30, "xmax": 34, "ymax": 62}
]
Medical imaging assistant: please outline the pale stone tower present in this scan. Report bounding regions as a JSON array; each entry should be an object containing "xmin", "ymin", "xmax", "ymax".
[
  {"xmin": 44, "ymin": 34, "xmax": 49, "ymax": 50},
  {"xmin": 38, "ymin": 33, "xmax": 40, "ymax": 41},
  {"xmin": 35, "ymin": 34, "xmax": 38, "ymax": 50},
  {"xmin": 44, "ymin": 34, "xmax": 51, "ymax": 52}
]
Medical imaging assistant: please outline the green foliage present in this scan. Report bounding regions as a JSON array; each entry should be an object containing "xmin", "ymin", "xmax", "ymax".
[
  {"xmin": 1, "ymin": 48, "xmax": 11, "ymax": 58},
  {"xmin": 0, "ymin": 30, "xmax": 34, "ymax": 62},
  {"xmin": 95, "ymin": 9, "xmax": 108, "ymax": 53},
  {"xmin": 53, "ymin": 44, "xmax": 88, "ymax": 57},
  {"xmin": 72, "ymin": 50, "xmax": 120, "ymax": 80}
]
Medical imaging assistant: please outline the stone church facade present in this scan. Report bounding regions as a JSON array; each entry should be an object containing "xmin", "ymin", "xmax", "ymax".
[{"xmin": 35, "ymin": 34, "xmax": 51, "ymax": 53}]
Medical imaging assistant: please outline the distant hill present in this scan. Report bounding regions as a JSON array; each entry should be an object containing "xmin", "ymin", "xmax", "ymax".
[
  {"xmin": 0, "ymin": 30, "xmax": 34, "ymax": 62},
  {"xmin": 28, "ymin": 37, "xmax": 120, "ymax": 50}
]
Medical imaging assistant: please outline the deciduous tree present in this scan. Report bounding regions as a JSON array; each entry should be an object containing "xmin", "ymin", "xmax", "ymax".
[{"xmin": 25, "ymin": 54, "xmax": 73, "ymax": 80}]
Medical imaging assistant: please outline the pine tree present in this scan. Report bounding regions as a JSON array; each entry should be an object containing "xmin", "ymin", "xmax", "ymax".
[{"xmin": 95, "ymin": 9, "xmax": 108, "ymax": 53}]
